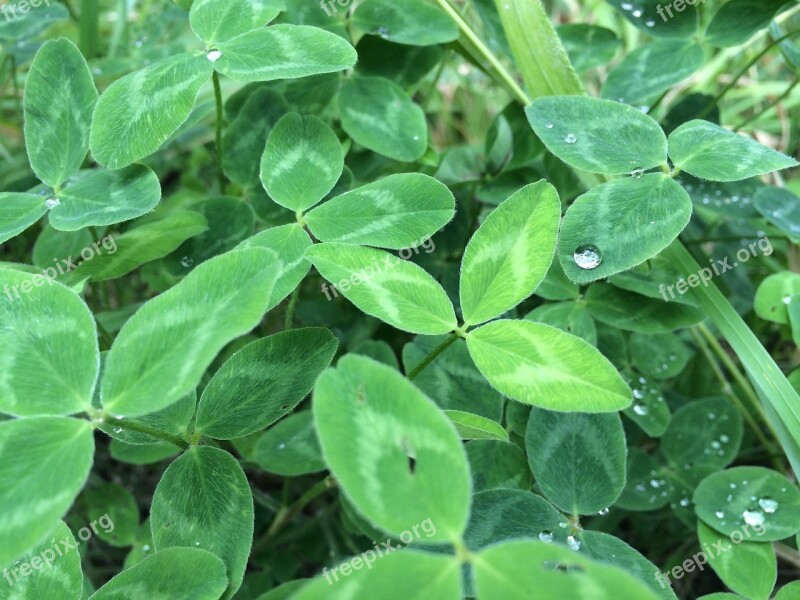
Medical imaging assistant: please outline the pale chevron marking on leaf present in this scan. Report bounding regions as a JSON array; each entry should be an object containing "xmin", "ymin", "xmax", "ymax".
[
  {"xmin": 90, "ymin": 54, "xmax": 214, "ymax": 169},
  {"xmin": 0, "ymin": 192, "xmax": 47, "ymax": 244},
  {"xmin": 213, "ymin": 25, "xmax": 356, "ymax": 83},
  {"xmin": 190, "ymin": 0, "xmax": 283, "ymax": 44},
  {"xmin": 460, "ymin": 180, "xmax": 560, "ymax": 326}
]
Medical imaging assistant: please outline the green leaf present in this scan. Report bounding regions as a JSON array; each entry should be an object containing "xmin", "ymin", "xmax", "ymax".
[
  {"xmin": 601, "ymin": 41, "xmax": 705, "ymax": 109},
  {"xmin": 444, "ymin": 410, "xmax": 508, "ymax": 441},
  {"xmin": 306, "ymin": 243, "xmax": 458, "ymax": 335},
  {"xmin": 195, "ymin": 328, "xmax": 338, "ymax": 439},
  {"xmin": 615, "ymin": 448, "xmax": 670, "ymax": 511},
  {"xmin": 0, "ymin": 520, "xmax": 83, "ymax": 599},
  {"xmin": 466, "ymin": 440, "xmax": 531, "ymax": 492},
  {"xmin": 755, "ymin": 272, "xmax": 800, "ymax": 325},
  {"xmin": 338, "ymin": 76, "xmax": 427, "ymax": 162},
  {"xmin": 88, "ymin": 547, "xmax": 227, "ymax": 600},
  {"xmin": 0, "ymin": 417, "xmax": 94, "ymax": 569},
  {"xmin": 313, "ymin": 354, "xmax": 470, "ymax": 542},
  {"xmin": 558, "ymin": 174, "xmax": 692, "ymax": 284},
  {"xmin": 190, "ymin": 0, "xmax": 284, "ymax": 44},
  {"xmin": 622, "ymin": 374, "xmax": 671, "ymax": 437},
  {"xmin": 0, "ymin": 193, "xmax": 46, "ymax": 245},
  {"xmin": 305, "ymin": 173, "xmax": 454, "ymax": 249},
  {"xmin": 290, "ymin": 550, "xmax": 461, "ymax": 600},
  {"xmin": 0, "ymin": 3, "xmax": 69, "ymax": 41},
  {"xmin": 402, "ymin": 336, "xmax": 502, "ymax": 419},
  {"xmin": 698, "ymin": 521, "xmax": 776, "ymax": 600},
  {"xmin": 100, "ymin": 391, "xmax": 196, "ymax": 447},
  {"xmin": 151, "ymin": 446, "xmax": 253, "ymax": 599},
  {"xmin": 473, "ymin": 540, "xmax": 661, "ymax": 600},
  {"xmin": 50, "ymin": 166, "xmax": 162, "ymax": 231},
  {"xmin": 90, "ymin": 54, "xmax": 214, "ymax": 169},
  {"xmin": 668, "ymin": 120, "xmax": 799, "ymax": 182},
  {"xmin": 629, "ymin": 332, "xmax": 692, "ymax": 380},
  {"xmin": 236, "ymin": 223, "xmax": 313, "ymax": 309},
  {"xmin": 557, "ymin": 24, "xmax": 621, "ymax": 72},
  {"xmin": 705, "ymin": 0, "xmax": 788, "ymax": 48},
  {"xmin": 77, "ymin": 211, "xmax": 208, "ymax": 282},
  {"xmin": 23, "ymin": 38, "xmax": 97, "ymax": 188},
  {"xmin": 251, "ymin": 411, "xmax": 326, "ymax": 476},
  {"xmin": 466, "ymin": 319, "xmax": 632, "ymax": 412},
  {"xmin": 694, "ymin": 466, "xmax": 800, "ymax": 541},
  {"xmin": 351, "ymin": 0, "xmax": 458, "ymax": 46},
  {"xmin": 776, "ymin": 582, "xmax": 800, "ymax": 600},
  {"xmin": 662, "ymin": 397, "xmax": 742, "ymax": 469},
  {"xmin": 586, "ymin": 284, "xmax": 704, "ymax": 332},
  {"xmin": 460, "ymin": 180, "xmax": 560, "ymax": 326},
  {"xmin": 260, "ymin": 113, "xmax": 343, "ymax": 212},
  {"xmin": 754, "ymin": 187, "xmax": 800, "ymax": 243},
  {"xmin": 524, "ymin": 302, "xmax": 597, "ymax": 345},
  {"xmin": 85, "ymin": 482, "xmax": 140, "ymax": 547},
  {"xmin": 212, "ymin": 25, "xmax": 357, "ymax": 83},
  {"xmin": 526, "ymin": 96, "xmax": 667, "ymax": 175},
  {"xmin": 526, "ymin": 407, "xmax": 626, "ymax": 514},
  {"xmin": 0, "ymin": 269, "xmax": 98, "ymax": 416},
  {"xmin": 101, "ymin": 248, "xmax": 280, "ymax": 417}
]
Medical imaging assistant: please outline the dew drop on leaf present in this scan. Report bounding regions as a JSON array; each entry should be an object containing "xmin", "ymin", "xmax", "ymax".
[
  {"xmin": 742, "ymin": 508, "xmax": 765, "ymax": 527},
  {"xmin": 564, "ymin": 133, "xmax": 577, "ymax": 144},
  {"xmin": 206, "ymin": 49, "xmax": 222, "ymax": 62},
  {"xmin": 539, "ymin": 530, "xmax": 554, "ymax": 543},
  {"xmin": 573, "ymin": 245, "xmax": 602, "ymax": 270},
  {"xmin": 567, "ymin": 535, "xmax": 581, "ymax": 550},
  {"xmin": 758, "ymin": 497, "xmax": 778, "ymax": 513},
  {"xmin": 630, "ymin": 168, "xmax": 644, "ymax": 179},
  {"xmin": 45, "ymin": 198, "xmax": 60, "ymax": 210}
]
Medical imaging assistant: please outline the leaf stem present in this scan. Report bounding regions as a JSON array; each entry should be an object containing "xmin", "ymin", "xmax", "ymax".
[
  {"xmin": 407, "ymin": 333, "xmax": 459, "ymax": 380},
  {"xmin": 212, "ymin": 71, "xmax": 226, "ymax": 194},
  {"xmin": 102, "ymin": 415, "xmax": 190, "ymax": 450},
  {"xmin": 284, "ymin": 285, "xmax": 300, "ymax": 330}
]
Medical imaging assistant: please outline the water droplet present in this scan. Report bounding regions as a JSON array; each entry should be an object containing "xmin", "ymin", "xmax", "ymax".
[
  {"xmin": 564, "ymin": 133, "xmax": 577, "ymax": 144},
  {"xmin": 632, "ymin": 8, "xmax": 643, "ymax": 17},
  {"xmin": 633, "ymin": 388, "xmax": 645, "ymax": 400},
  {"xmin": 783, "ymin": 296, "xmax": 792, "ymax": 305},
  {"xmin": 708, "ymin": 412, "xmax": 717, "ymax": 420},
  {"xmin": 720, "ymin": 434, "xmax": 729, "ymax": 443},
  {"xmin": 598, "ymin": 507, "xmax": 610, "ymax": 516},
  {"xmin": 633, "ymin": 404, "xmax": 649, "ymax": 416},
  {"xmin": 112, "ymin": 427, "xmax": 123, "ymax": 434},
  {"xmin": 545, "ymin": 122, "xmax": 554, "ymax": 129},
  {"xmin": 134, "ymin": 39, "xmax": 143, "ymax": 48},
  {"xmin": 207, "ymin": 49, "xmax": 222, "ymax": 62},
  {"xmin": 194, "ymin": 541, "xmax": 201, "ymax": 546},
  {"xmin": 759, "ymin": 497, "xmax": 778, "ymax": 513},
  {"xmin": 567, "ymin": 535, "xmax": 581, "ymax": 551},
  {"xmin": 742, "ymin": 509, "xmax": 765, "ymax": 527},
  {"xmin": 630, "ymin": 168, "xmax": 644, "ymax": 179},
  {"xmin": 539, "ymin": 530, "xmax": 554, "ymax": 543},
  {"xmin": 573, "ymin": 245, "xmax": 602, "ymax": 270},
  {"xmin": 715, "ymin": 510, "xmax": 724, "ymax": 519},
  {"xmin": 374, "ymin": 26, "xmax": 390, "ymax": 37},
  {"xmin": 277, "ymin": 443, "xmax": 286, "ymax": 450},
  {"xmin": 142, "ymin": 544, "xmax": 150, "ymax": 551},
  {"xmin": 45, "ymin": 198, "xmax": 60, "ymax": 210},
  {"xmin": 729, "ymin": 483, "xmax": 737, "ymax": 489},
  {"xmin": 180, "ymin": 256, "xmax": 194, "ymax": 268},
  {"xmin": 679, "ymin": 497, "xmax": 690, "ymax": 507},
  {"xmin": 621, "ymin": 2, "xmax": 633, "ymax": 9}
]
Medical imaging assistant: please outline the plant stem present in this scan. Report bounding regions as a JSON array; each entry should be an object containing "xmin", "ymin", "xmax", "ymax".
[
  {"xmin": 775, "ymin": 542, "xmax": 800, "ymax": 569},
  {"xmin": 212, "ymin": 71, "xmax": 226, "ymax": 194},
  {"xmin": 102, "ymin": 415, "xmax": 190, "ymax": 450},
  {"xmin": 734, "ymin": 78, "xmax": 800, "ymax": 132},
  {"xmin": 284, "ymin": 285, "xmax": 300, "ymax": 330},
  {"xmin": 79, "ymin": 0, "xmax": 99, "ymax": 59},
  {"xmin": 407, "ymin": 333, "xmax": 459, "ymax": 380}
]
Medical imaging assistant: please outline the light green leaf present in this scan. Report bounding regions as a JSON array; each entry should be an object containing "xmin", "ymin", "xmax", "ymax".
[
  {"xmin": 557, "ymin": 24, "xmax": 621, "ymax": 72},
  {"xmin": 444, "ymin": 410, "xmax": 508, "ymax": 441},
  {"xmin": 0, "ymin": 520, "xmax": 83, "ymax": 600},
  {"xmin": 0, "ymin": 417, "xmax": 94, "ymax": 569},
  {"xmin": 306, "ymin": 243, "xmax": 457, "ymax": 335},
  {"xmin": 23, "ymin": 38, "xmax": 97, "ymax": 188},
  {"xmin": 466, "ymin": 440, "xmax": 531, "ymax": 492},
  {"xmin": 213, "ymin": 25, "xmax": 357, "ymax": 83},
  {"xmin": 526, "ymin": 407, "xmax": 626, "ymax": 514},
  {"xmin": 526, "ymin": 95, "xmax": 667, "ymax": 175},
  {"xmin": 236, "ymin": 223, "xmax": 313, "ymax": 309},
  {"xmin": 338, "ymin": 76, "xmax": 427, "ymax": 162},
  {"xmin": 661, "ymin": 397, "xmax": 742, "ymax": 469},
  {"xmin": 698, "ymin": 521, "xmax": 776, "ymax": 600},
  {"xmin": 668, "ymin": 120, "xmax": 799, "ymax": 182},
  {"xmin": 601, "ymin": 41, "xmax": 705, "ymax": 109},
  {"xmin": 558, "ymin": 174, "xmax": 692, "ymax": 284},
  {"xmin": 76, "ymin": 211, "xmax": 208, "ymax": 282},
  {"xmin": 776, "ymin": 582, "xmax": 800, "ymax": 600},
  {"xmin": 195, "ymin": 328, "xmax": 338, "ymax": 439},
  {"xmin": 313, "ymin": 354, "xmax": 471, "ymax": 542},
  {"xmin": 754, "ymin": 187, "xmax": 800, "ymax": 243},
  {"xmin": 101, "ymin": 248, "xmax": 280, "ymax": 417},
  {"xmin": 190, "ymin": 0, "xmax": 284, "ymax": 44},
  {"xmin": 351, "ymin": 0, "xmax": 458, "ymax": 46},
  {"xmin": 460, "ymin": 180, "xmax": 561, "ymax": 325},
  {"xmin": 0, "ymin": 269, "xmax": 98, "ymax": 416},
  {"xmin": 88, "ymin": 547, "xmax": 227, "ymax": 600},
  {"xmin": 90, "ymin": 54, "xmax": 214, "ymax": 169},
  {"xmin": 305, "ymin": 173, "xmax": 454, "ymax": 249},
  {"xmin": 260, "ymin": 112, "xmax": 343, "ymax": 212},
  {"xmin": 755, "ymin": 272, "xmax": 800, "ymax": 325},
  {"xmin": 466, "ymin": 319, "xmax": 632, "ymax": 412},
  {"xmin": 0, "ymin": 193, "xmax": 46, "ymax": 244},
  {"xmin": 524, "ymin": 302, "xmax": 597, "ymax": 345},
  {"xmin": 290, "ymin": 550, "xmax": 461, "ymax": 600},
  {"xmin": 473, "ymin": 540, "xmax": 661, "ymax": 600},
  {"xmin": 694, "ymin": 466, "xmax": 800, "ymax": 541},
  {"xmin": 50, "ymin": 166, "xmax": 162, "ymax": 231},
  {"xmin": 151, "ymin": 446, "xmax": 253, "ymax": 599},
  {"xmin": 251, "ymin": 411, "xmax": 326, "ymax": 476}
]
